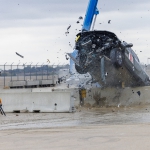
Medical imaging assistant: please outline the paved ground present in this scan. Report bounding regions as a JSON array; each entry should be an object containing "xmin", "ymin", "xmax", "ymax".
[
  {"xmin": 1, "ymin": 124, "xmax": 150, "ymax": 150},
  {"xmin": 1, "ymin": 105, "xmax": 150, "ymax": 149}
]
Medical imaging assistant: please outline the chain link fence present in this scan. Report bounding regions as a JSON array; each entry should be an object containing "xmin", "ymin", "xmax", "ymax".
[
  {"xmin": 0, "ymin": 63, "xmax": 69, "ymax": 88},
  {"xmin": 0, "ymin": 62, "xmax": 150, "ymax": 89}
]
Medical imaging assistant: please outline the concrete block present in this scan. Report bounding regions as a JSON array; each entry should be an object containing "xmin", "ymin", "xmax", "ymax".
[
  {"xmin": 40, "ymin": 80, "xmax": 53, "ymax": 85},
  {"xmin": 26, "ymin": 80, "xmax": 39, "ymax": 86},
  {"xmin": 9, "ymin": 81, "xmax": 26, "ymax": 87},
  {"xmin": 84, "ymin": 86, "xmax": 150, "ymax": 107},
  {"xmin": 1, "ymin": 88, "xmax": 73, "ymax": 113}
]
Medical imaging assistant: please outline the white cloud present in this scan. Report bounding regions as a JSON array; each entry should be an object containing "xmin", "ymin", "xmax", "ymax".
[{"xmin": 0, "ymin": 0, "xmax": 150, "ymax": 65}]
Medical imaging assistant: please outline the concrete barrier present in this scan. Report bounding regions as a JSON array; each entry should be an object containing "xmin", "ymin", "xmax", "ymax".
[
  {"xmin": 26, "ymin": 80, "xmax": 39, "ymax": 86},
  {"xmin": 9, "ymin": 81, "xmax": 26, "ymax": 87},
  {"xmin": 40, "ymin": 80, "xmax": 54, "ymax": 85},
  {"xmin": 84, "ymin": 86, "xmax": 150, "ymax": 107},
  {"xmin": 0, "ymin": 88, "xmax": 74, "ymax": 113},
  {"xmin": 2, "ymin": 85, "xmax": 150, "ymax": 113}
]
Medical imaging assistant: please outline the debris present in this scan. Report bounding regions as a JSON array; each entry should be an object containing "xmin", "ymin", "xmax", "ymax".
[
  {"xmin": 137, "ymin": 91, "xmax": 141, "ymax": 96},
  {"xmin": 118, "ymin": 104, "xmax": 120, "ymax": 108},
  {"xmin": 67, "ymin": 25, "xmax": 71, "ymax": 30},
  {"xmin": 47, "ymin": 59, "xmax": 50, "ymax": 63},
  {"xmin": 105, "ymin": 72, "xmax": 108, "ymax": 77},
  {"xmin": 65, "ymin": 25, "xmax": 71, "ymax": 35},
  {"xmin": 108, "ymin": 20, "xmax": 111, "ymax": 24},
  {"xmin": 65, "ymin": 55, "xmax": 69, "ymax": 60},
  {"xmin": 16, "ymin": 52, "xmax": 24, "ymax": 58},
  {"xmin": 112, "ymin": 108, "xmax": 115, "ymax": 112},
  {"xmin": 65, "ymin": 31, "xmax": 69, "ymax": 36},
  {"xmin": 79, "ymin": 16, "xmax": 83, "ymax": 20},
  {"xmin": 77, "ymin": 21, "xmax": 80, "ymax": 24}
]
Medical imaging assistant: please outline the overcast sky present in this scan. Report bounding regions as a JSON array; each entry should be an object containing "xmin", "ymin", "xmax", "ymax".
[{"xmin": 0, "ymin": 0, "xmax": 150, "ymax": 65}]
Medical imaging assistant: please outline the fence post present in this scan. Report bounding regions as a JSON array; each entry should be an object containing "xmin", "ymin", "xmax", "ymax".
[
  {"xmin": 41, "ymin": 63, "xmax": 44, "ymax": 80},
  {"xmin": 4, "ymin": 62, "xmax": 7, "ymax": 88},
  {"xmin": 30, "ymin": 62, "xmax": 32, "ymax": 80},
  {"xmin": 17, "ymin": 62, "xmax": 20, "ymax": 81},
  {"xmin": 11, "ymin": 62, "xmax": 14, "ymax": 81},
  {"xmin": 36, "ymin": 63, "xmax": 38, "ymax": 80},
  {"xmin": 23, "ymin": 63, "xmax": 27, "ymax": 81}
]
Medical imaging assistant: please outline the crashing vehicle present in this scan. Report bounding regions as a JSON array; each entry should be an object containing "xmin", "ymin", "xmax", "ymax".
[{"xmin": 70, "ymin": 30, "xmax": 150, "ymax": 87}]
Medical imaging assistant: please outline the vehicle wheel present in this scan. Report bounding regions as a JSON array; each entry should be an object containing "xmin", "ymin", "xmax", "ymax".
[
  {"xmin": 75, "ymin": 64, "xmax": 88, "ymax": 74},
  {"xmin": 110, "ymin": 48, "xmax": 123, "ymax": 67}
]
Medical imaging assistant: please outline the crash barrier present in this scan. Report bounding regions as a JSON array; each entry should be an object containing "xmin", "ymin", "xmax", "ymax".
[
  {"xmin": 9, "ymin": 79, "xmax": 57, "ymax": 88},
  {"xmin": 83, "ymin": 86, "xmax": 150, "ymax": 107},
  {"xmin": 3, "ymin": 85, "xmax": 150, "ymax": 113},
  {"xmin": 52, "ymin": 86, "xmax": 146, "ymax": 107},
  {"xmin": 0, "ymin": 88, "xmax": 75, "ymax": 113}
]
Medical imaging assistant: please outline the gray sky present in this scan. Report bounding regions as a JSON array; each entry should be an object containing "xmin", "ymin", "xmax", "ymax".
[{"xmin": 0, "ymin": 0, "xmax": 150, "ymax": 65}]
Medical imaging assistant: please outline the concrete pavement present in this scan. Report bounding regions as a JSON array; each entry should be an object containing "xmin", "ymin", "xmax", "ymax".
[{"xmin": 0, "ymin": 124, "xmax": 150, "ymax": 150}]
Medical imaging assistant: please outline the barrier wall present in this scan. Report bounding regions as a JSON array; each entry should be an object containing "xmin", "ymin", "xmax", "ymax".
[
  {"xmin": 0, "ymin": 88, "xmax": 74, "ymax": 113},
  {"xmin": 1, "ymin": 85, "xmax": 150, "ymax": 113},
  {"xmin": 50, "ymin": 86, "xmax": 150, "ymax": 107},
  {"xmin": 84, "ymin": 86, "xmax": 150, "ymax": 107}
]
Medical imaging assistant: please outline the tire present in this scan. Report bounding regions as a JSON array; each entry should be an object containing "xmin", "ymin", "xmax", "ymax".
[
  {"xmin": 110, "ymin": 48, "xmax": 123, "ymax": 67},
  {"xmin": 75, "ymin": 64, "xmax": 88, "ymax": 74}
]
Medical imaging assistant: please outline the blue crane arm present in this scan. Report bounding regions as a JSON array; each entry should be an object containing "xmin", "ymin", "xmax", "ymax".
[
  {"xmin": 69, "ymin": 0, "xmax": 99, "ymax": 74},
  {"xmin": 82, "ymin": 0, "xmax": 99, "ymax": 31}
]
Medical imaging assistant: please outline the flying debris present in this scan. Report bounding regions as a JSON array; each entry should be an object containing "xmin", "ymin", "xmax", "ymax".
[
  {"xmin": 65, "ymin": 31, "xmax": 69, "ymax": 36},
  {"xmin": 65, "ymin": 55, "xmax": 69, "ymax": 60},
  {"xmin": 79, "ymin": 16, "xmax": 83, "ymax": 20},
  {"xmin": 67, "ymin": 25, "xmax": 71, "ymax": 30},
  {"xmin": 108, "ymin": 20, "xmax": 111, "ymax": 24},
  {"xmin": 76, "ymin": 16, "xmax": 83, "ymax": 24},
  {"xmin": 47, "ymin": 59, "xmax": 50, "ymax": 63},
  {"xmin": 16, "ymin": 52, "xmax": 24, "ymax": 58},
  {"xmin": 69, "ymin": 43, "xmax": 72, "ymax": 47},
  {"xmin": 65, "ymin": 25, "xmax": 71, "ymax": 36}
]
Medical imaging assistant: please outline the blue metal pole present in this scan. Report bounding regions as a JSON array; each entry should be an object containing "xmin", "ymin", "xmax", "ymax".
[{"xmin": 82, "ymin": 0, "xmax": 99, "ymax": 31}]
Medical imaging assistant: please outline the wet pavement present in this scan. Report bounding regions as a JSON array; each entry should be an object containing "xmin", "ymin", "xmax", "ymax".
[
  {"xmin": 1, "ymin": 105, "xmax": 150, "ymax": 130},
  {"xmin": 1, "ymin": 105, "xmax": 150, "ymax": 150}
]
